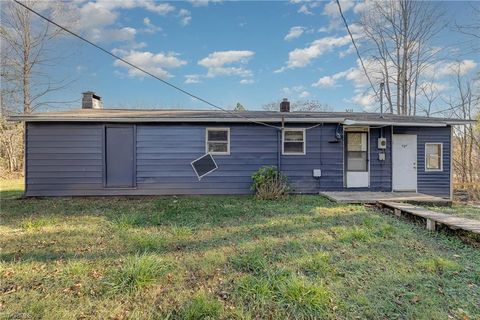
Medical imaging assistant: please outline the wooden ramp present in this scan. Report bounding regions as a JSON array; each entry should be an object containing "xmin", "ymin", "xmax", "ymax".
[
  {"xmin": 320, "ymin": 191, "xmax": 451, "ymax": 206},
  {"xmin": 379, "ymin": 201, "xmax": 480, "ymax": 234}
]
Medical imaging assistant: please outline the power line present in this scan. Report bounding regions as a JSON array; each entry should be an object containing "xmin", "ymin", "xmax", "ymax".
[
  {"xmin": 336, "ymin": 0, "xmax": 378, "ymax": 98},
  {"xmin": 13, "ymin": 0, "xmax": 281, "ymax": 130}
]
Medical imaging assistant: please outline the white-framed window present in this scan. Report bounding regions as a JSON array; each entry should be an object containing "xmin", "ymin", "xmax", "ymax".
[
  {"xmin": 282, "ymin": 128, "xmax": 306, "ymax": 155},
  {"xmin": 425, "ymin": 143, "xmax": 442, "ymax": 171},
  {"xmin": 206, "ymin": 128, "xmax": 230, "ymax": 155}
]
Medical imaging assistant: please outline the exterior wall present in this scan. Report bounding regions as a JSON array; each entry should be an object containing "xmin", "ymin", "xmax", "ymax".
[
  {"xmin": 369, "ymin": 127, "xmax": 392, "ymax": 191},
  {"xmin": 25, "ymin": 122, "xmax": 450, "ymax": 197},
  {"xmin": 25, "ymin": 123, "xmax": 104, "ymax": 196},
  {"xmin": 136, "ymin": 124, "xmax": 277, "ymax": 194},
  {"xmin": 394, "ymin": 126, "xmax": 451, "ymax": 197}
]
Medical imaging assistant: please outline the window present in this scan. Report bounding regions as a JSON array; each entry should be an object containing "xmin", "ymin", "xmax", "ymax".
[
  {"xmin": 206, "ymin": 128, "xmax": 230, "ymax": 155},
  {"xmin": 283, "ymin": 129, "xmax": 306, "ymax": 155},
  {"xmin": 425, "ymin": 143, "xmax": 442, "ymax": 171},
  {"xmin": 346, "ymin": 132, "xmax": 368, "ymax": 171}
]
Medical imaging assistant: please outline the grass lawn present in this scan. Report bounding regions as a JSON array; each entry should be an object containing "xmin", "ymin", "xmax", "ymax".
[
  {"xmin": 427, "ymin": 204, "xmax": 480, "ymax": 221},
  {"xmin": 1, "ymin": 180, "xmax": 479, "ymax": 319}
]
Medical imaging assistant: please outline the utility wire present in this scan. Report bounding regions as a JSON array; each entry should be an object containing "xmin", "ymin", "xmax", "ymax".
[
  {"xmin": 336, "ymin": 0, "xmax": 378, "ymax": 98},
  {"xmin": 13, "ymin": 0, "xmax": 281, "ymax": 130}
]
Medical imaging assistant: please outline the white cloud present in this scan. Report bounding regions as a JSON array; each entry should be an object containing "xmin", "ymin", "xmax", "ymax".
[
  {"xmin": 299, "ymin": 90, "xmax": 310, "ymax": 98},
  {"xmin": 240, "ymin": 79, "xmax": 255, "ymax": 85},
  {"xmin": 184, "ymin": 74, "xmax": 201, "ymax": 84},
  {"xmin": 198, "ymin": 50, "xmax": 255, "ymax": 78},
  {"xmin": 323, "ymin": 0, "xmax": 354, "ymax": 17},
  {"xmin": 143, "ymin": 17, "xmax": 161, "ymax": 33},
  {"xmin": 112, "ymin": 49, "xmax": 187, "ymax": 79},
  {"xmin": 282, "ymin": 85, "xmax": 309, "ymax": 98},
  {"xmin": 179, "ymin": 9, "xmax": 192, "ymax": 26},
  {"xmin": 425, "ymin": 60, "xmax": 478, "ymax": 78},
  {"xmin": 188, "ymin": 0, "xmax": 222, "ymax": 7},
  {"xmin": 88, "ymin": 27, "xmax": 137, "ymax": 43},
  {"xmin": 276, "ymin": 35, "xmax": 350, "ymax": 72},
  {"xmin": 312, "ymin": 75, "xmax": 338, "ymax": 88},
  {"xmin": 284, "ymin": 26, "xmax": 305, "ymax": 41},
  {"xmin": 348, "ymin": 91, "xmax": 377, "ymax": 111},
  {"xmin": 298, "ymin": 4, "xmax": 313, "ymax": 15}
]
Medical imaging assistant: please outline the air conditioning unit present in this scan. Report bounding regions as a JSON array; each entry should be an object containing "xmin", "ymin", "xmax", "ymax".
[{"xmin": 378, "ymin": 138, "xmax": 387, "ymax": 149}]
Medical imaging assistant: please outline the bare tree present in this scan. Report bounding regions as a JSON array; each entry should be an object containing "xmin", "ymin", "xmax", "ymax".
[
  {"xmin": 440, "ymin": 63, "xmax": 480, "ymax": 195},
  {"xmin": 0, "ymin": 0, "xmax": 76, "ymax": 175},
  {"xmin": 358, "ymin": 0, "xmax": 445, "ymax": 115},
  {"xmin": 0, "ymin": 0, "xmax": 76, "ymax": 114},
  {"xmin": 263, "ymin": 100, "xmax": 331, "ymax": 112}
]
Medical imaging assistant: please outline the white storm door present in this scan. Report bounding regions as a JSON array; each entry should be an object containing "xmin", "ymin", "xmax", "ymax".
[
  {"xmin": 346, "ymin": 131, "xmax": 369, "ymax": 188},
  {"xmin": 392, "ymin": 134, "xmax": 417, "ymax": 191}
]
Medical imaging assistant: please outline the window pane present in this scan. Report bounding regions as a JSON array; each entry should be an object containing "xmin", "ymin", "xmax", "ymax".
[
  {"xmin": 284, "ymin": 142, "xmax": 304, "ymax": 153},
  {"xmin": 347, "ymin": 151, "xmax": 367, "ymax": 171},
  {"xmin": 208, "ymin": 130, "xmax": 228, "ymax": 141},
  {"xmin": 208, "ymin": 142, "xmax": 228, "ymax": 153},
  {"xmin": 426, "ymin": 155, "xmax": 440, "ymax": 169},
  {"xmin": 426, "ymin": 144, "xmax": 441, "ymax": 170},
  {"xmin": 347, "ymin": 133, "xmax": 367, "ymax": 151},
  {"xmin": 285, "ymin": 130, "xmax": 304, "ymax": 142}
]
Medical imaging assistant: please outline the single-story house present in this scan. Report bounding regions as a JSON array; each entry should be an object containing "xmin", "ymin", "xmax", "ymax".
[{"xmin": 9, "ymin": 92, "xmax": 473, "ymax": 198}]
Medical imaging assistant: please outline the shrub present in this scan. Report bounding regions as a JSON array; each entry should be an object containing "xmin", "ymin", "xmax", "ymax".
[{"xmin": 251, "ymin": 166, "xmax": 289, "ymax": 200}]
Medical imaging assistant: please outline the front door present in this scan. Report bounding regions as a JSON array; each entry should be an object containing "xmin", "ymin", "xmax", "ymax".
[
  {"xmin": 392, "ymin": 134, "xmax": 417, "ymax": 191},
  {"xmin": 105, "ymin": 125, "xmax": 135, "ymax": 188}
]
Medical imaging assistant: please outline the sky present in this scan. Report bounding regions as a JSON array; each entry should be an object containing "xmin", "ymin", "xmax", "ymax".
[{"xmin": 28, "ymin": 0, "xmax": 480, "ymax": 112}]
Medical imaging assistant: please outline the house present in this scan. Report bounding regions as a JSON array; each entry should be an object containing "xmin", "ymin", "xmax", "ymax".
[{"xmin": 9, "ymin": 92, "xmax": 473, "ymax": 198}]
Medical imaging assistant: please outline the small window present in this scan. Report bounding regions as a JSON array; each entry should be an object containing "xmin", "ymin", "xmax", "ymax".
[
  {"xmin": 346, "ymin": 132, "xmax": 368, "ymax": 171},
  {"xmin": 425, "ymin": 143, "xmax": 442, "ymax": 171},
  {"xmin": 283, "ymin": 129, "xmax": 306, "ymax": 155},
  {"xmin": 206, "ymin": 128, "xmax": 230, "ymax": 155}
]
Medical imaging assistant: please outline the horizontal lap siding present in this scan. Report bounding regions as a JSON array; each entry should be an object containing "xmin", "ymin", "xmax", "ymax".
[
  {"xmin": 394, "ymin": 126, "xmax": 451, "ymax": 197},
  {"xmin": 281, "ymin": 124, "xmax": 343, "ymax": 193},
  {"xmin": 136, "ymin": 124, "xmax": 277, "ymax": 194},
  {"xmin": 369, "ymin": 127, "xmax": 392, "ymax": 191},
  {"xmin": 25, "ymin": 123, "xmax": 104, "ymax": 196}
]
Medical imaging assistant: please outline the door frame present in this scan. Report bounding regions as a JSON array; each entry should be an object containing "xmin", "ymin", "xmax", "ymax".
[
  {"xmin": 392, "ymin": 133, "xmax": 417, "ymax": 192},
  {"xmin": 343, "ymin": 126, "xmax": 370, "ymax": 188},
  {"xmin": 103, "ymin": 124, "xmax": 137, "ymax": 188}
]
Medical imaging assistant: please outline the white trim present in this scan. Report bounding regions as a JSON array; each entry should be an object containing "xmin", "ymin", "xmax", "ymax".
[
  {"xmin": 424, "ymin": 142, "xmax": 443, "ymax": 172},
  {"xmin": 282, "ymin": 128, "xmax": 306, "ymax": 155},
  {"xmin": 343, "ymin": 120, "xmax": 448, "ymax": 127},
  {"xmin": 205, "ymin": 127, "xmax": 230, "ymax": 155},
  {"xmin": 191, "ymin": 153, "xmax": 218, "ymax": 180}
]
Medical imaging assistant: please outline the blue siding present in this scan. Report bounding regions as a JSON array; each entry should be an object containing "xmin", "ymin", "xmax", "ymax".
[
  {"xmin": 136, "ymin": 124, "xmax": 277, "ymax": 194},
  {"xmin": 25, "ymin": 123, "xmax": 104, "ymax": 196},
  {"xmin": 24, "ymin": 122, "xmax": 451, "ymax": 197},
  {"xmin": 394, "ymin": 126, "xmax": 451, "ymax": 197},
  {"xmin": 369, "ymin": 127, "xmax": 392, "ymax": 191}
]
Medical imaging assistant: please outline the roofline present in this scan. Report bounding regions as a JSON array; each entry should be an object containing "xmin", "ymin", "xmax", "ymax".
[
  {"xmin": 8, "ymin": 116, "xmax": 347, "ymax": 123},
  {"xmin": 7, "ymin": 115, "xmax": 476, "ymax": 126}
]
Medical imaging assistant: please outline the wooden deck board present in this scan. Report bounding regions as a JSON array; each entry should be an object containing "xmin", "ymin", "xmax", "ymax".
[
  {"xmin": 320, "ymin": 191, "xmax": 451, "ymax": 205},
  {"xmin": 379, "ymin": 201, "xmax": 480, "ymax": 234}
]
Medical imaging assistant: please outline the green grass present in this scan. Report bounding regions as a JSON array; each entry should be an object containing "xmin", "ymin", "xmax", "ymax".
[
  {"xmin": 428, "ymin": 204, "xmax": 480, "ymax": 220},
  {"xmin": 1, "ymin": 179, "xmax": 479, "ymax": 319}
]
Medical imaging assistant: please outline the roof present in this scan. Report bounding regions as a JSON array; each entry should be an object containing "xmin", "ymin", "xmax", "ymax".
[{"xmin": 7, "ymin": 108, "xmax": 475, "ymax": 126}]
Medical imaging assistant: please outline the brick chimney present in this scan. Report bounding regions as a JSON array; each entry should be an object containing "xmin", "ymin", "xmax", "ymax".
[
  {"xmin": 280, "ymin": 98, "xmax": 290, "ymax": 112},
  {"xmin": 82, "ymin": 91, "xmax": 103, "ymax": 109}
]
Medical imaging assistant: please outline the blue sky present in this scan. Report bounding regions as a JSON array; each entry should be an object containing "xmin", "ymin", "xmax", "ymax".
[{"xmin": 43, "ymin": 0, "xmax": 479, "ymax": 112}]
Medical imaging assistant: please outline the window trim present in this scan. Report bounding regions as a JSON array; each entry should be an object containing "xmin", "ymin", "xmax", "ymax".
[
  {"xmin": 425, "ymin": 142, "xmax": 443, "ymax": 172},
  {"xmin": 205, "ymin": 127, "xmax": 230, "ymax": 155},
  {"xmin": 282, "ymin": 128, "xmax": 306, "ymax": 155}
]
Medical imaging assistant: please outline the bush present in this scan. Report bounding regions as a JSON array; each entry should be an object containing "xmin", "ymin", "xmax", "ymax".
[{"xmin": 251, "ymin": 166, "xmax": 289, "ymax": 200}]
